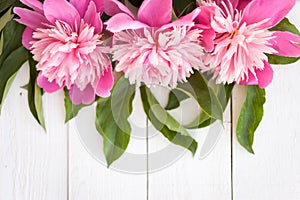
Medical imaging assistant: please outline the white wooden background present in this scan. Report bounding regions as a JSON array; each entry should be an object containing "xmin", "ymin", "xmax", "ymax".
[{"xmin": 1, "ymin": 3, "xmax": 300, "ymax": 200}]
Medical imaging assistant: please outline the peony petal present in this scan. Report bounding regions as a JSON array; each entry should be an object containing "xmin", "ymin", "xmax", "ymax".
[
  {"xmin": 69, "ymin": 84, "xmax": 95, "ymax": 105},
  {"xmin": 257, "ymin": 61, "xmax": 274, "ymax": 88},
  {"xmin": 242, "ymin": 0, "xmax": 296, "ymax": 29},
  {"xmin": 22, "ymin": 27, "xmax": 34, "ymax": 50},
  {"xmin": 178, "ymin": 7, "xmax": 202, "ymax": 24},
  {"xmin": 44, "ymin": 0, "xmax": 80, "ymax": 26},
  {"xmin": 240, "ymin": 61, "xmax": 273, "ymax": 88},
  {"xmin": 84, "ymin": 1, "xmax": 103, "ymax": 33},
  {"xmin": 236, "ymin": 0, "xmax": 252, "ymax": 10},
  {"xmin": 96, "ymin": 66, "xmax": 114, "ymax": 97},
  {"xmin": 213, "ymin": 0, "xmax": 239, "ymax": 10},
  {"xmin": 194, "ymin": 6, "xmax": 215, "ymax": 28},
  {"xmin": 200, "ymin": 28, "xmax": 216, "ymax": 52},
  {"xmin": 229, "ymin": 0, "xmax": 239, "ymax": 8},
  {"xmin": 14, "ymin": 8, "xmax": 48, "ymax": 30},
  {"xmin": 193, "ymin": 6, "xmax": 216, "ymax": 52},
  {"xmin": 270, "ymin": 31, "xmax": 300, "ymax": 57},
  {"xmin": 94, "ymin": 0, "xmax": 105, "ymax": 13},
  {"xmin": 20, "ymin": 0, "xmax": 44, "ymax": 13},
  {"xmin": 138, "ymin": 0, "xmax": 172, "ymax": 27},
  {"xmin": 105, "ymin": 13, "xmax": 148, "ymax": 32},
  {"xmin": 158, "ymin": 8, "xmax": 201, "ymax": 32},
  {"xmin": 240, "ymin": 72, "xmax": 258, "ymax": 86},
  {"xmin": 37, "ymin": 73, "xmax": 62, "ymax": 93},
  {"xmin": 103, "ymin": 0, "xmax": 134, "ymax": 18},
  {"xmin": 70, "ymin": 0, "xmax": 104, "ymax": 17},
  {"xmin": 69, "ymin": 0, "xmax": 90, "ymax": 17}
]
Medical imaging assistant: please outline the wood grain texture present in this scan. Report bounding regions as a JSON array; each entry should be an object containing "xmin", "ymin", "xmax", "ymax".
[
  {"xmin": 147, "ymin": 87, "xmax": 232, "ymax": 200},
  {"xmin": 68, "ymin": 92, "xmax": 147, "ymax": 200},
  {"xmin": 0, "ymin": 64, "xmax": 68, "ymax": 200},
  {"xmin": 232, "ymin": 3, "xmax": 300, "ymax": 200},
  {"xmin": 1, "ymin": 2, "xmax": 300, "ymax": 200}
]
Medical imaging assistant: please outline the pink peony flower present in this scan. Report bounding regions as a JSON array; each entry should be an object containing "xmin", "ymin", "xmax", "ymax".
[
  {"xmin": 14, "ymin": 0, "xmax": 114, "ymax": 105},
  {"xmin": 105, "ymin": 0, "xmax": 205, "ymax": 88},
  {"xmin": 197, "ymin": 0, "xmax": 300, "ymax": 88}
]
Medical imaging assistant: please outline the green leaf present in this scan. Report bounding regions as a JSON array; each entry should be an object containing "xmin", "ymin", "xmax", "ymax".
[
  {"xmin": 95, "ymin": 76, "xmax": 135, "ymax": 167},
  {"xmin": 0, "ymin": 32, "xmax": 3, "ymax": 55},
  {"xmin": 140, "ymin": 85, "xmax": 197, "ymax": 155},
  {"xmin": 27, "ymin": 52, "xmax": 45, "ymax": 129},
  {"xmin": 0, "ymin": 46, "xmax": 27, "ymax": 106},
  {"xmin": 0, "ymin": 72, "xmax": 16, "ymax": 113},
  {"xmin": 165, "ymin": 89, "xmax": 189, "ymax": 110},
  {"xmin": 0, "ymin": 8, "xmax": 12, "ymax": 32},
  {"xmin": 185, "ymin": 109, "xmax": 211, "ymax": 129},
  {"xmin": 268, "ymin": 18, "xmax": 300, "ymax": 65},
  {"xmin": 177, "ymin": 72, "xmax": 224, "ymax": 122},
  {"xmin": 270, "ymin": 18, "xmax": 300, "ymax": 35},
  {"xmin": 217, "ymin": 83, "xmax": 234, "ymax": 109},
  {"xmin": 0, "ymin": 20, "xmax": 26, "ymax": 110},
  {"xmin": 0, "ymin": 0, "xmax": 16, "ymax": 16},
  {"xmin": 267, "ymin": 54, "xmax": 300, "ymax": 65},
  {"xmin": 64, "ymin": 89, "xmax": 89, "ymax": 123},
  {"xmin": 173, "ymin": 0, "xmax": 196, "ymax": 17},
  {"xmin": 185, "ymin": 84, "xmax": 234, "ymax": 129},
  {"xmin": 0, "ymin": 20, "xmax": 25, "ymax": 68},
  {"xmin": 236, "ymin": 85, "xmax": 266, "ymax": 153}
]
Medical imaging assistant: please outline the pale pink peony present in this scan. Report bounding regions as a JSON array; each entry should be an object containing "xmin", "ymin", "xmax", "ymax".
[
  {"xmin": 197, "ymin": 0, "xmax": 300, "ymax": 88},
  {"xmin": 14, "ymin": 0, "xmax": 114, "ymax": 105},
  {"xmin": 105, "ymin": 0, "xmax": 205, "ymax": 88}
]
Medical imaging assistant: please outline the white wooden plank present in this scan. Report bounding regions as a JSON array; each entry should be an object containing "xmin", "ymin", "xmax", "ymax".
[
  {"xmin": 68, "ymin": 91, "xmax": 147, "ymax": 200},
  {"xmin": 148, "ymin": 86, "xmax": 232, "ymax": 200},
  {"xmin": 232, "ymin": 3, "xmax": 300, "ymax": 199},
  {"xmin": 0, "ymin": 64, "xmax": 68, "ymax": 200}
]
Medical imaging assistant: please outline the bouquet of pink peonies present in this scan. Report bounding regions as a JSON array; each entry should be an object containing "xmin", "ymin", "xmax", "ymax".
[{"xmin": 1, "ymin": 0, "xmax": 300, "ymax": 166}]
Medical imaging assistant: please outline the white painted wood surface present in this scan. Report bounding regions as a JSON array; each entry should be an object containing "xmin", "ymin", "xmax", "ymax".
[
  {"xmin": 0, "ymin": 2, "xmax": 300, "ymax": 200},
  {"xmin": 232, "ymin": 3, "xmax": 300, "ymax": 200},
  {"xmin": 0, "ymin": 65, "xmax": 68, "ymax": 200},
  {"xmin": 147, "ymin": 87, "xmax": 232, "ymax": 200}
]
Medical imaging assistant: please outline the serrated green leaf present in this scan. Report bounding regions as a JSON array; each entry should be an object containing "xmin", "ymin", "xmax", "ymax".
[
  {"xmin": 268, "ymin": 18, "xmax": 300, "ymax": 65},
  {"xmin": 140, "ymin": 85, "xmax": 197, "ymax": 155},
  {"xmin": 95, "ymin": 76, "xmax": 135, "ymax": 167},
  {"xmin": 27, "ymin": 52, "xmax": 45, "ymax": 130},
  {"xmin": 236, "ymin": 85, "xmax": 266, "ymax": 153},
  {"xmin": 165, "ymin": 89, "xmax": 189, "ymax": 110},
  {"xmin": 0, "ymin": 46, "xmax": 27, "ymax": 106},
  {"xmin": 177, "ymin": 72, "xmax": 224, "ymax": 122}
]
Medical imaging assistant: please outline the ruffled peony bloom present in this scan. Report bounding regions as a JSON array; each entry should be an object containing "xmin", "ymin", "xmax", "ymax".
[
  {"xmin": 105, "ymin": 0, "xmax": 205, "ymax": 88},
  {"xmin": 197, "ymin": 0, "xmax": 300, "ymax": 88},
  {"xmin": 14, "ymin": 0, "xmax": 114, "ymax": 104}
]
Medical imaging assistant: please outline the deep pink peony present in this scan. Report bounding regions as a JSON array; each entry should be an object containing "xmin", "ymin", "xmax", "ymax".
[
  {"xmin": 105, "ymin": 0, "xmax": 205, "ymax": 88},
  {"xmin": 196, "ymin": 0, "xmax": 300, "ymax": 88},
  {"xmin": 14, "ymin": 0, "xmax": 114, "ymax": 105}
]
